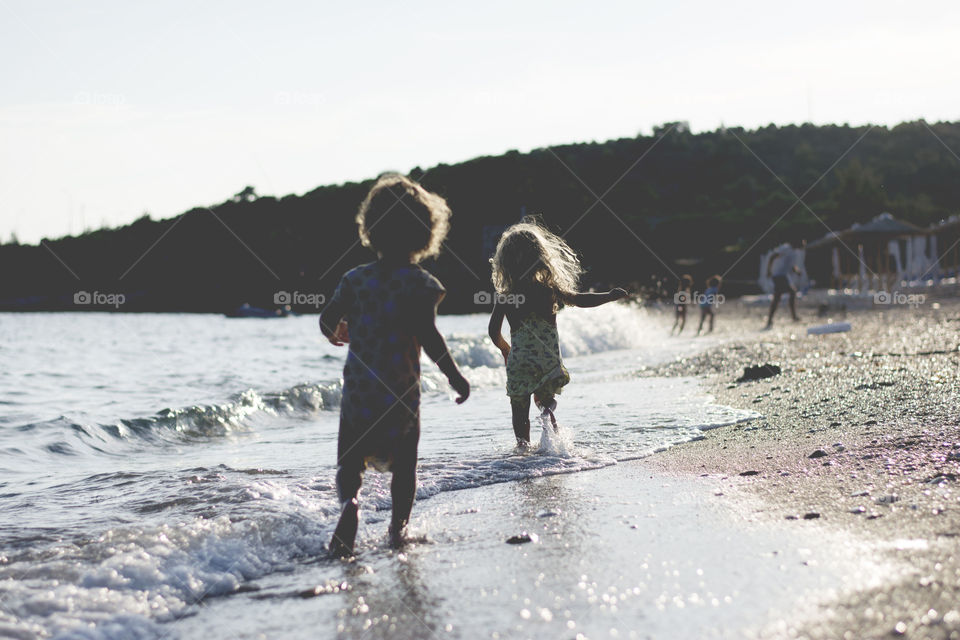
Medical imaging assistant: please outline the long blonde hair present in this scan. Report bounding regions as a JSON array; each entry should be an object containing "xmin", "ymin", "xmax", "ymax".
[{"xmin": 490, "ymin": 219, "xmax": 582, "ymax": 301}]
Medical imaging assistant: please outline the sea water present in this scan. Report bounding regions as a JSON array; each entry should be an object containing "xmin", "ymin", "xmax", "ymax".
[{"xmin": 0, "ymin": 305, "xmax": 757, "ymax": 639}]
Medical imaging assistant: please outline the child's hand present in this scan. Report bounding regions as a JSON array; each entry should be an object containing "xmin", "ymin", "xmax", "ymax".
[
  {"xmin": 327, "ymin": 320, "xmax": 349, "ymax": 346},
  {"xmin": 449, "ymin": 372, "xmax": 470, "ymax": 404}
]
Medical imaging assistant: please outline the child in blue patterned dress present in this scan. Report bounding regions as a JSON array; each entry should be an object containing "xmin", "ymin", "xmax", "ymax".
[{"xmin": 320, "ymin": 174, "xmax": 469, "ymax": 557}]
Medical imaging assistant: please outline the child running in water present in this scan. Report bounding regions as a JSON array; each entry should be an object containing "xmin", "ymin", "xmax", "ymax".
[
  {"xmin": 319, "ymin": 174, "xmax": 470, "ymax": 557},
  {"xmin": 697, "ymin": 275, "xmax": 722, "ymax": 335},
  {"xmin": 671, "ymin": 274, "xmax": 693, "ymax": 334},
  {"xmin": 487, "ymin": 220, "xmax": 626, "ymax": 446}
]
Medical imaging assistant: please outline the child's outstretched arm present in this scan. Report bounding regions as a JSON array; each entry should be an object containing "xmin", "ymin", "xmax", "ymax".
[
  {"xmin": 487, "ymin": 302, "xmax": 510, "ymax": 365},
  {"xmin": 564, "ymin": 288, "xmax": 628, "ymax": 308},
  {"xmin": 416, "ymin": 293, "xmax": 470, "ymax": 404}
]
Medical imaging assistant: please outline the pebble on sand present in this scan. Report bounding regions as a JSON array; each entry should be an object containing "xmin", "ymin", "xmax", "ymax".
[
  {"xmin": 736, "ymin": 364, "xmax": 782, "ymax": 383},
  {"xmin": 506, "ymin": 532, "xmax": 539, "ymax": 545}
]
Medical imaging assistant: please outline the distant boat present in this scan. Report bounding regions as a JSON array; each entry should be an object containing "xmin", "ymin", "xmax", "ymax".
[{"xmin": 224, "ymin": 303, "xmax": 291, "ymax": 318}]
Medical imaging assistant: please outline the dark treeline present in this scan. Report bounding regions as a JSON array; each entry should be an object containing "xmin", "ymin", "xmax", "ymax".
[{"xmin": 2, "ymin": 120, "xmax": 958, "ymax": 314}]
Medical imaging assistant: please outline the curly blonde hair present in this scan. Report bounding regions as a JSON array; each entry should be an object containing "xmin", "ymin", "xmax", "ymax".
[
  {"xmin": 356, "ymin": 174, "xmax": 451, "ymax": 263},
  {"xmin": 490, "ymin": 219, "xmax": 582, "ymax": 301}
]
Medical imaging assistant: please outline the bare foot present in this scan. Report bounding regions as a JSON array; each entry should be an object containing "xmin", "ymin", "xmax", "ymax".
[
  {"xmin": 327, "ymin": 538, "xmax": 354, "ymax": 559},
  {"xmin": 388, "ymin": 525, "xmax": 407, "ymax": 549},
  {"xmin": 328, "ymin": 498, "xmax": 358, "ymax": 558}
]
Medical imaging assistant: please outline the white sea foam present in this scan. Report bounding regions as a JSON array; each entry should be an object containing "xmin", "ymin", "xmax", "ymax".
[
  {"xmin": 2, "ymin": 487, "xmax": 333, "ymax": 640},
  {"xmin": 557, "ymin": 303, "xmax": 656, "ymax": 356}
]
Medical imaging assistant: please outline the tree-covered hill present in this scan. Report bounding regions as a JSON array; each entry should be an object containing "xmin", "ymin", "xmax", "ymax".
[{"xmin": 2, "ymin": 120, "xmax": 958, "ymax": 313}]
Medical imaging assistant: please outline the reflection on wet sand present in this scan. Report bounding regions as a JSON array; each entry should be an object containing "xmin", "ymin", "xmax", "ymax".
[{"xmin": 335, "ymin": 553, "xmax": 444, "ymax": 639}]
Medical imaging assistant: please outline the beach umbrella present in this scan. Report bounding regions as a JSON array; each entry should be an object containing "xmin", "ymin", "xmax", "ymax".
[{"xmin": 807, "ymin": 213, "xmax": 928, "ymax": 291}]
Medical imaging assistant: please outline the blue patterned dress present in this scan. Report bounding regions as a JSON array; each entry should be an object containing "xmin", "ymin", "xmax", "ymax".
[{"xmin": 327, "ymin": 261, "xmax": 445, "ymax": 471}]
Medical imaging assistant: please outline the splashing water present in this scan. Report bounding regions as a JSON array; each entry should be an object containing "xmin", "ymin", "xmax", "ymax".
[{"xmin": 535, "ymin": 413, "xmax": 576, "ymax": 458}]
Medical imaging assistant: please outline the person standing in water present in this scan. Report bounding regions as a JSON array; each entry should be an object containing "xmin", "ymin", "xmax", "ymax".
[
  {"xmin": 320, "ymin": 174, "xmax": 470, "ymax": 557},
  {"xmin": 487, "ymin": 219, "xmax": 626, "ymax": 447},
  {"xmin": 671, "ymin": 274, "xmax": 693, "ymax": 334},
  {"xmin": 697, "ymin": 275, "xmax": 722, "ymax": 334}
]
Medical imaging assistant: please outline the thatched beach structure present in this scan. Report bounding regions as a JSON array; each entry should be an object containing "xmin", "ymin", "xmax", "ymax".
[{"xmin": 806, "ymin": 212, "xmax": 933, "ymax": 292}]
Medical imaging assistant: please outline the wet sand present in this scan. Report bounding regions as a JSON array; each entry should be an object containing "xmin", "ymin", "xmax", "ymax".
[
  {"xmin": 648, "ymin": 295, "xmax": 960, "ymax": 639},
  {"xmin": 170, "ymin": 457, "xmax": 904, "ymax": 640}
]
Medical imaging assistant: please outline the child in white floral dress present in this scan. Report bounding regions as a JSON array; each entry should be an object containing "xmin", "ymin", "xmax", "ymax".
[{"xmin": 487, "ymin": 220, "xmax": 626, "ymax": 446}]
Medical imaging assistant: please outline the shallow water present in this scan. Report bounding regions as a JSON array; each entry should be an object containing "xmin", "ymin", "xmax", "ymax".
[{"xmin": 0, "ymin": 306, "xmax": 758, "ymax": 638}]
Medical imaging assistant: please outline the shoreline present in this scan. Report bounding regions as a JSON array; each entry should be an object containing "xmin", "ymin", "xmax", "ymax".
[
  {"xmin": 163, "ymin": 298, "xmax": 960, "ymax": 640},
  {"xmin": 647, "ymin": 297, "xmax": 960, "ymax": 638},
  {"xmin": 5, "ymin": 300, "xmax": 958, "ymax": 639},
  {"xmin": 169, "ymin": 456, "xmax": 902, "ymax": 640}
]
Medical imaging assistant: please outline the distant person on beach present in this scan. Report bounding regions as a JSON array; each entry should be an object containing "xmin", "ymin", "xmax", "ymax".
[
  {"xmin": 487, "ymin": 219, "xmax": 626, "ymax": 447},
  {"xmin": 671, "ymin": 274, "xmax": 694, "ymax": 334},
  {"xmin": 765, "ymin": 244, "xmax": 801, "ymax": 328},
  {"xmin": 319, "ymin": 174, "xmax": 470, "ymax": 557},
  {"xmin": 697, "ymin": 275, "xmax": 722, "ymax": 335}
]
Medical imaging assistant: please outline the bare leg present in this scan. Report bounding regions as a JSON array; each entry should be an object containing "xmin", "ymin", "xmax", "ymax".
[
  {"xmin": 388, "ymin": 453, "xmax": 417, "ymax": 548},
  {"xmin": 766, "ymin": 294, "xmax": 780, "ymax": 328},
  {"xmin": 708, "ymin": 310, "xmax": 715, "ymax": 333},
  {"xmin": 788, "ymin": 291, "xmax": 799, "ymax": 320},
  {"xmin": 329, "ymin": 461, "xmax": 363, "ymax": 557},
  {"xmin": 678, "ymin": 308, "xmax": 686, "ymax": 334},
  {"xmin": 697, "ymin": 309, "xmax": 706, "ymax": 334},
  {"xmin": 510, "ymin": 395, "xmax": 531, "ymax": 445}
]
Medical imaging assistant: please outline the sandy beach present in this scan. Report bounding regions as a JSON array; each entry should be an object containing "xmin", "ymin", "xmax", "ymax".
[{"xmin": 648, "ymin": 295, "xmax": 960, "ymax": 639}]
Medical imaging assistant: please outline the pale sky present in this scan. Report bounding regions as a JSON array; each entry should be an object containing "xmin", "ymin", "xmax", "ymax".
[{"xmin": 1, "ymin": 0, "xmax": 958, "ymax": 244}]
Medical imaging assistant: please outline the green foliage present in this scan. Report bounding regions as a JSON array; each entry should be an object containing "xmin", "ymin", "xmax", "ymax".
[{"xmin": 2, "ymin": 120, "xmax": 958, "ymax": 312}]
